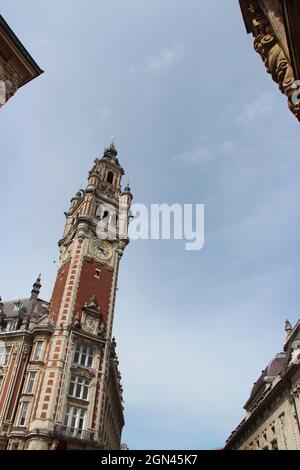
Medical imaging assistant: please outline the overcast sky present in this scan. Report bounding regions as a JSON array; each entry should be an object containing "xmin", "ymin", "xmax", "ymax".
[{"xmin": 1, "ymin": 0, "xmax": 300, "ymax": 450}]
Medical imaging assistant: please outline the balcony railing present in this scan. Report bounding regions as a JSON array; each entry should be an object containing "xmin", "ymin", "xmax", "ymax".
[{"xmin": 54, "ymin": 425, "xmax": 95, "ymax": 442}]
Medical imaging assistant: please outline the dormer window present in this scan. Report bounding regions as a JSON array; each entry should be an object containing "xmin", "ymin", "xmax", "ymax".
[
  {"xmin": 107, "ymin": 171, "xmax": 114, "ymax": 185},
  {"xmin": 6, "ymin": 319, "xmax": 19, "ymax": 332}
]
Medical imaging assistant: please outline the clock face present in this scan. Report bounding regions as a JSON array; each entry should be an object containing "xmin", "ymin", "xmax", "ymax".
[{"xmin": 92, "ymin": 239, "xmax": 113, "ymax": 261}]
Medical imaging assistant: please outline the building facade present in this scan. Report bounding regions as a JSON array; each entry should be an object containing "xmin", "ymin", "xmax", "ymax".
[
  {"xmin": 225, "ymin": 320, "xmax": 300, "ymax": 450},
  {"xmin": 238, "ymin": 0, "xmax": 300, "ymax": 121},
  {"xmin": 0, "ymin": 143, "xmax": 133, "ymax": 450},
  {"xmin": 0, "ymin": 15, "xmax": 43, "ymax": 107}
]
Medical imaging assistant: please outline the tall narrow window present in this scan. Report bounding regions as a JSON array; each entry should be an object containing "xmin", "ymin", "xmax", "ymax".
[
  {"xmin": 0, "ymin": 345, "xmax": 11, "ymax": 365},
  {"xmin": 73, "ymin": 343, "xmax": 95, "ymax": 368},
  {"xmin": 18, "ymin": 402, "xmax": 29, "ymax": 427},
  {"xmin": 63, "ymin": 405, "xmax": 86, "ymax": 437},
  {"xmin": 25, "ymin": 372, "xmax": 37, "ymax": 394},
  {"xmin": 68, "ymin": 375, "xmax": 90, "ymax": 400},
  {"xmin": 6, "ymin": 319, "xmax": 18, "ymax": 332},
  {"xmin": 0, "ymin": 375, "xmax": 3, "ymax": 390},
  {"xmin": 107, "ymin": 171, "xmax": 114, "ymax": 184},
  {"xmin": 32, "ymin": 342, "xmax": 43, "ymax": 361}
]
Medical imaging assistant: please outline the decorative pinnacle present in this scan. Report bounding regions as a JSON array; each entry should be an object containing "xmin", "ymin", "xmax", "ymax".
[
  {"xmin": 104, "ymin": 138, "xmax": 118, "ymax": 158},
  {"xmin": 31, "ymin": 274, "xmax": 42, "ymax": 297},
  {"xmin": 285, "ymin": 319, "xmax": 293, "ymax": 338}
]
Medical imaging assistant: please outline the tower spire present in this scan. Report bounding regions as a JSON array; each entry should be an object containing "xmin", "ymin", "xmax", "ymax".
[{"xmin": 31, "ymin": 274, "xmax": 41, "ymax": 300}]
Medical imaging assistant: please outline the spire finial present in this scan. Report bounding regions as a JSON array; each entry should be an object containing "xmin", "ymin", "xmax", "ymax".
[
  {"xmin": 285, "ymin": 319, "xmax": 293, "ymax": 338},
  {"xmin": 103, "ymin": 139, "xmax": 118, "ymax": 158},
  {"xmin": 124, "ymin": 178, "xmax": 132, "ymax": 194},
  {"xmin": 31, "ymin": 274, "xmax": 42, "ymax": 299}
]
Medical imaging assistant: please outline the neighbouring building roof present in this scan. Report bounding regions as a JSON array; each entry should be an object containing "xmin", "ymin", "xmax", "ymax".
[
  {"xmin": 0, "ymin": 15, "xmax": 43, "ymax": 79},
  {"xmin": 2, "ymin": 298, "xmax": 49, "ymax": 319}
]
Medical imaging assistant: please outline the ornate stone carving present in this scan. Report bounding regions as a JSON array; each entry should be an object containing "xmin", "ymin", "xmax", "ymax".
[
  {"xmin": 247, "ymin": 1, "xmax": 300, "ymax": 121},
  {"xmin": 279, "ymin": 413, "xmax": 288, "ymax": 449},
  {"xmin": 70, "ymin": 364, "xmax": 96, "ymax": 380},
  {"xmin": 73, "ymin": 312, "xmax": 81, "ymax": 329},
  {"xmin": 80, "ymin": 295, "xmax": 103, "ymax": 335},
  {"xmin": 85, "ymin": 317, "xmax": 97, "ymax": 334},
  {"xmin": 98, "ymin": 321, "xmax": 106, "ymax": 337},
  {"xmin": 85, "ymin": 295, "xmax": 98, "ymax": 310},
  {"xmin": 0, "ymin": 60, "xmax": 22, "ymax": 104},
  {"xmin": 291, "ymin": 381, "xmax": 300, "ymax": 399},
  {"xmin": 22, "ymin": 344, "xmax": 31, "ymax": 359}
]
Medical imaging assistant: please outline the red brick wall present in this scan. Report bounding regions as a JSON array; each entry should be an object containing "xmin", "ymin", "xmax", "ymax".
[
  {"xmin": 6, "ymin": 358, "xmax": 27, "ymax": 422},
  {"xmin": 73, "ymin": 259, "xmax": 113, "ymax": 325},
  {"xmin": 50, "ymin": 262, "xmax": 70, "ymax": 324}
]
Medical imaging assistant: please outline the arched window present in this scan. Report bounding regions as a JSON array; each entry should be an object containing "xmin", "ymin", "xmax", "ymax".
[{"xmin": 107, "ymin": 171, "xmax": 114, "ymax": 184}]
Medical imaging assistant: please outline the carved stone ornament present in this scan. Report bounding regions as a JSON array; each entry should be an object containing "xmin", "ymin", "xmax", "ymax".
[
  {"xmin": 292, "ymin": 381, "xmax": 300, "ymax": 399},
  {"xmin": 81, "ymin": 311, "xmax": 100, "ymax": 336},
  {"xmin": 0, "ymin": 60, "xmax": 22, "ymax": 104},
  {"xmin": 22, "ymin": 344, "xmax": 31, "ymax": 359},
  {"xmin": 279, "ymin": 413, "xmax": 288, "ymax": 449},
  {"xmin": 84, "ymin": 295, "xmax": 99, "ymax": 311},
  {"xmin": 70, "ymin": 364, "xmax": 96, "ymax": 380},
  {"xmin": 73, "ymin": 312, "xmax": 82, "ymax": 329},
  {"xmin": 248, "ymin": 1, "xmax": 300, "ymax": 121}
]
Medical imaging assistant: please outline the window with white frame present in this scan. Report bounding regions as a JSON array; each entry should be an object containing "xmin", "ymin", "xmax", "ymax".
[
  {"xmin": 5, "ymin": 319, "xmax": 19, "ymax": 332},
  {"xmin": 63, "ymin": 405, "xmax": 86, "ymax": 436},
  {"xmin": 68, "ymin": 375, "xmax": 90, "ymax": 400},
  {"xmin": 18, "ymin": 402, "xmax": 29, "ymax": 427},
  {"xmin": 32, "ymin": 341, "xmax": 43, "ymax": 361},
  {"xmin": 25, "ymin": 371, "xmax": 37, "ymax": 394},
  {"xmin": 0, "ymin": 375, "xmax": 3, "ymax": 390},
  {"xmin": 0, "ymin": 345, "xmax": 11, "ymax": 365},
  {"xmin": 73, "ymin": 343, "xmax": 95, "ymax": 368}
]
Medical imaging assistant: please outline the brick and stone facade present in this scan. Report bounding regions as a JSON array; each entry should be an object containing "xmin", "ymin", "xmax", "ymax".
[
  {"xmin": 0, "ymin": 143, "xmax": 133, "ymax": 450},
  {"xmin": 0, "ymin": 15, "xmax": 43, "ymax": 108},
  {"xmin": 225, "ymin": 320, "xmax": 300, "ymax": 450}
]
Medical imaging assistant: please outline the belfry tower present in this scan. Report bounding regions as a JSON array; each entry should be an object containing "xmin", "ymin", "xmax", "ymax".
[{"xmin": 0, "ymin": 144, "xmax": 133, "ymax": 450}]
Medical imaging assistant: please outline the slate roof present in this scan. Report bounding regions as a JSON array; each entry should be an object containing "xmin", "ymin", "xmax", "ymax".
[
  {"xmin": 2, "ymin": 298, "xmax": 49, "ymax": 319},
  {"xmin": 245, "ymin": 352, "xmax": 286, "ymax": 409}
]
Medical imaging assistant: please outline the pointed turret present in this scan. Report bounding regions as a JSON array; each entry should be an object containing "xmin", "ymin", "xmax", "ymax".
[{"xmin": 31, "ymin": 274, "xmax": 42, "ymax": 300}]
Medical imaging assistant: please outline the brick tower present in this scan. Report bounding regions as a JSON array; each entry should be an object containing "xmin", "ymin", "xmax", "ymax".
[{"xmin": 0, "ymin": 143, "xmax": 133, "ymax": 450}]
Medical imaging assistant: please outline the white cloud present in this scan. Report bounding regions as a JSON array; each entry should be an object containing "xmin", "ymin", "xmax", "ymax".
[
  {"xmin": 37, "ymin": 38, "xmax": 50, "ymax": 47},
  {"xmin": 237, "ymin": 91, "xmax": 276, "ymax": 126},
  {"xmin": 98, "ymin": 106, "xmax": 111, "ymax": 120},
  {"xmin": 220, "ymin": 140, "xmax": 237, "ymax": 155},
  {"xmin": 146, "ymin": 45, "xmax": 183, "ymax": 72},
  {"xmin": 173, "ymin": 143, "xmax": 215, "ymax": 166},
  {"xmin": 173, "ymin": 139, "xmax": 237, "ymax": 167}
]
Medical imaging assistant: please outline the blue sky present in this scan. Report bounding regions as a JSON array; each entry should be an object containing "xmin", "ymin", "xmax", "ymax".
[{"xmin": 1, "ymin": 0, "xmax": 300, "ymax": 450}]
